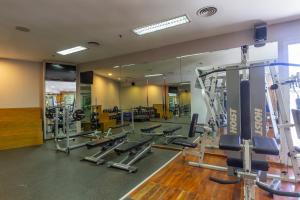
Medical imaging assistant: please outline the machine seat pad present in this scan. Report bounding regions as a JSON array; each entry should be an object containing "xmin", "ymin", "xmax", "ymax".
[
  {"xmin": 172, "ymin": 139, "xmax": 197, "ymax": 148},
  {"xmin": 163, "ymin": 126, "xmax": 182, "ymax": 134},
  {"xmin": 227, "ymin": 157, "xmax": 269, "ymax": 171},
  {"xmin": 140, "ymin": 124, "xmax": 162, "ymax": 133},
  {"xmin": 219, "ymin": 135, "xmax": 241, "ymax": 151},
  {"xmin": 294, "ymin": 146, "xmax": 300, "ymax": 153},
  {"xmin": 252, "ymin": 136, "xmax": 279, "ymax": 155},
  {"xmin": 115, "ymin": 136, "xmax": 152, "ymax": 153}
]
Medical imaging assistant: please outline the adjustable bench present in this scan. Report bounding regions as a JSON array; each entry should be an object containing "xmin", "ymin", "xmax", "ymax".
[
  {"xmin": 82, "ymin": 132, "xmax": 128, "ymax": 165},
  {"xmin": 172, "ymin": 114, "xmax": 198, "ymax": 148},
  {"xmin": 163, "ymin": 125, "xmax": 186, "ymax": 144},
  {"xmin": 140, "ymin": 124, "xmax": 162, "ymax": 133},
  {"xmin": 107, "ymin": 136, "xmax": 153, "ymax": 173}
]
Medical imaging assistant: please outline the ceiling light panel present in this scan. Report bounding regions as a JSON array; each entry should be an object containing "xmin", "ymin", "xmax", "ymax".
[
  {"xmin": 133, "ymin": 15, "xmax": 190, "ymax": 36},
  {"xmin": 57, "ymin": 46, "xmax": 87, "ymax": 55},
  {"xmin": 144, "ymin": 73, "xmax": 164, "ymax": 77}
]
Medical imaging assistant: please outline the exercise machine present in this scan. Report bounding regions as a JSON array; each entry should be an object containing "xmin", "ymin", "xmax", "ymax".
[{"xmin": 55, "ymin": 107, "xmax": 98, "ymax": 154}]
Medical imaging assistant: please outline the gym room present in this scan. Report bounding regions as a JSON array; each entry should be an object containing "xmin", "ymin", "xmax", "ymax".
[{"xmin": 1, "ymin": 1, "xmax": 300, "ymax": 200}]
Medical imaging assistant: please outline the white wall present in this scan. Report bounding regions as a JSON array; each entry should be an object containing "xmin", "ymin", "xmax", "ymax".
[
  {"xmin": 92, "ymin": 74, "xmax": 120, "ymax": 109},
  {"xmin": 0, "ymin": 59, "xmax": 42, "ymax": 108}
]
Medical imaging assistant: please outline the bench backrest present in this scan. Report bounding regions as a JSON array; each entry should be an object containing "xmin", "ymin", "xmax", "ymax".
[{"xmin": 188, "ymin": 113, "xmax": 199, "ymax": 137}]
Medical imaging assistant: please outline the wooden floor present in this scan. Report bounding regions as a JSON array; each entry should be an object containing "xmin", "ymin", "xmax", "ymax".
[{"xmin": 129, "ymin": 152, "xmax": 300, "ymax": 200}]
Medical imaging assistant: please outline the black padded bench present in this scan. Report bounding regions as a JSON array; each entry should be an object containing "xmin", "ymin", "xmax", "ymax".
[
  {"xmin": 140, "ymin": 124, "xmax": 162, "ymax": 133},
  {"xmin": 115, "ymin": 136, "xmax": 152, "ymax": 154},
  {"xmin": 86, "ymin": 132, "xmax": 127, "ymax": 149},
  {"xmin": 163, "ymin": 125, "xmax": 182, "ymax": 134},
  {"xmin": 172, "ymin": 139, "xmax": 197, "ymax": 148}
]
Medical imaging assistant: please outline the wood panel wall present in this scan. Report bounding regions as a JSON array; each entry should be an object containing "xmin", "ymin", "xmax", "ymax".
[{"xmin": 0, "ymin": 108, "xmax": 43, "ymax": 150}]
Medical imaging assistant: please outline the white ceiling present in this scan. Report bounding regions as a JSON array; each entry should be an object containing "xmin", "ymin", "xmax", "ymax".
[
  {"xmin": 95, "ymin": 42, "xmax": 278, "ymax": 85},
  {"xmin": 1, "ymin": 0, "xmax": 300, "ymax": 63}
]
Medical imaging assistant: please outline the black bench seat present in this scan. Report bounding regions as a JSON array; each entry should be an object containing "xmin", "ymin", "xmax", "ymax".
[
  {"xmin": 115, "ymin": 136, "xmax": 152, "ymax": 153},
  {"xmin": 252, "ymin": 135, "xmax": 279, "ymax": 155},
  {"xmin": 140, "ymin": 124, "xmax": 162, "ymax": 133},
  {"xmin": 163, "ymin": 126, "xmax": 182, "ymax": 134},
  {"xmin": 172, "ymin": 139, "xmax": 197, "ymax": 148}
]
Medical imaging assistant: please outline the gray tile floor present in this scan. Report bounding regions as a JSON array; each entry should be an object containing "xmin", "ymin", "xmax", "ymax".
[{"xmin": 0, "ymin": 122, "xmax": 191, "ymax": 200}]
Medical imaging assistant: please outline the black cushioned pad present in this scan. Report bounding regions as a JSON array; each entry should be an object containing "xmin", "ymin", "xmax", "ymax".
[
  {"xmin": 140, "ymin": 124, "xmax": 162, "ymax": 132},
  {"xmin": 295, "ymin": 146, "xmax": 300, "ymax": 153},
  {"xmin": 163, "ymin": 126, "xmax": 182, "ymax": 134},
  {"xmin": 227, "ymin": 157, "xmax": 269, "ymax": 171},
  {"xmin": 86, "ymin": 133, "xmax": 127, "ymax": 149},
  {"xmin": 252, "ymin": 136, "xmax": 279, "ymax": 155},
  {"xmin": 115, "ymin": 136, "xmax": 152, "ymax": 153},
  {"xmin": 172, "ymin": 139, "xmax": 197, "ymax": 148},
  {"xmin": 219, "ymin": 135, "xmax": 241, "ymax": 151}
]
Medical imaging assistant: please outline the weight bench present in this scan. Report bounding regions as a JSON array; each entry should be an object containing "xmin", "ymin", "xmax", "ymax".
[
  {"xmin": 210, "ymin": 134, "xmax": 300, "ymax": 198},
  {"xmin": 140, "ymin": 124, "xmax": 162, "ymax": 133},
  {"xmin": 82, "ymin": 132, "xmax": 128, "ymax": 165},
  {"xmin": 163, "ymin": 125, "xmax": 185, "ymax": 144},
  {"xmin": 172, "ymin": 114, "xmax": 199, "ymax": 148},
  {"xmin": 56, "ymin": 130, "xmax": 95, "ymax": 140},
  {"xmin": 107, "ymin": 136, "xmax": 153, "ymax": 173}
]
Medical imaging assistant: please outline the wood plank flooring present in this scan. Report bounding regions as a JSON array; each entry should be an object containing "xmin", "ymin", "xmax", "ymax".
[{"xmin": 129, "ymin": 152, "xmax": 300, "ymax": 200}]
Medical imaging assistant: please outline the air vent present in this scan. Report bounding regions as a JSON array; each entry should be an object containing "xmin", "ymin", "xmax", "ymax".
[
  {"xmin": 15, "ymin": 26, "xmax": 30, "ymax": 32},
  {"xmin": 196, "ymin": 6, "xmax": 217, "ymax": 17},
  {"xmin": 87, "ymin": 41, "xmax": 100, "ymax": 47}
]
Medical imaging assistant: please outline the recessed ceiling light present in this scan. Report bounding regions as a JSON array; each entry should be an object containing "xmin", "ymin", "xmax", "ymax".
[
  {"xmin": 108, "ymin": 73, "xmax": 112, "ymax": 76},
  {"xmin": 15, "ymin": 26, "xmax": 30, "ymax": 32},
  {"xmin": 144, "ymin": 73, "xmax": 164, "ymax": 78},
  {"xmin": 133, "ymin": 15, "xmax": 190, "ymax": 36},
  {"xmin": 196, "ymin": 6, "xmax": 218, "ymax": 17},
  {"xmin": 113, "ymin": 66, "xmax": 120, "ymax": 68},
  {"xmin": 57, "ymin": 46, "xmax": 87, "ymax": 55}
]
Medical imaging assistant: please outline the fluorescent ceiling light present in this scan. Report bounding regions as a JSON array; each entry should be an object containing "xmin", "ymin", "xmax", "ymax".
[
  {"xmin": 180, "ymin": 82, "xmax": 190, "ymax": 85},
  {"xmin": 57, "ymin": 46, "xmax": 87, "ymax": 55},
  {"xmin": 144, "ymin": 73, "xmax": 163, "ymax": 78},
  {"xmin": 176, "ymin": 52, "xmax": 206, "ymax": 59},
  {"xmin": 133, "ymin": 15, "xmax": 190, "ymax": 36},
  {"xmin": 113, "ymin": 66, "xmax": 120, "ymax": 68},
  {"xmin": 122, "ymin": 64, "xmax": 135, "ymax": 67}
]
